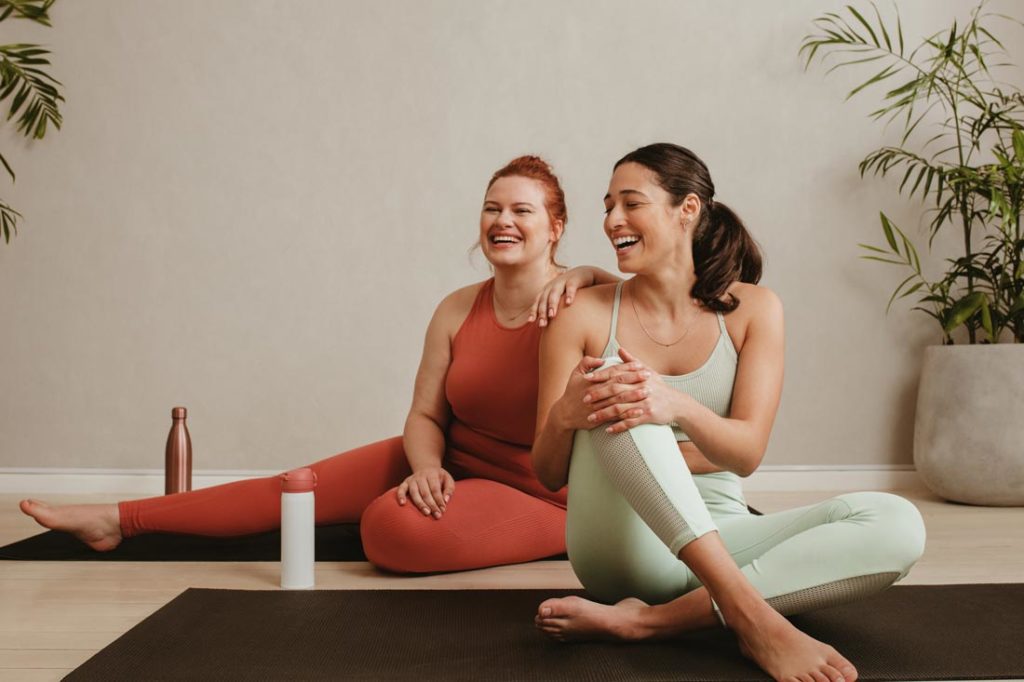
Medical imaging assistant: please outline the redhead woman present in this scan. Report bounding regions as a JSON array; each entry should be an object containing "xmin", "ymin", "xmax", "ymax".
[
  {"xmin": 20, "ymin": 155, "xmax": 615, "ymax": 574},
  {"xmin": 531, "ymin": 143, "xmax": 926, "ymax": 682}
]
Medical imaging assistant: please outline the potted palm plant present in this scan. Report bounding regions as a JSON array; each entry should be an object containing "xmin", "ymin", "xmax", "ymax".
[{"xmin": 801, "ymin": 2, "xmax": 1023, "ymax": 505}]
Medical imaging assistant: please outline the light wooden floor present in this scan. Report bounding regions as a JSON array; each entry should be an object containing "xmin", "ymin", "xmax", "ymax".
[{"xmin": 1, "ymin": 487, "xmax": 1021, "ymax": 681}]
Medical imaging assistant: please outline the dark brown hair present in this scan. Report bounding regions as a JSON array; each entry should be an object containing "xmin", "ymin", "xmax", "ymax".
[
  {"xmin": 486, "ymin": 155, "xmax": 567, "ymax": 266},
  {"xmin": 614, "ymin": 143, "xmax": 762, "ymax": 312}
]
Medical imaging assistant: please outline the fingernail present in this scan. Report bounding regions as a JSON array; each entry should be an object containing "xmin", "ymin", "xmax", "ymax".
[
  {"xmin": 566, "ymin": 297, "xmax": 573, "ymax": 304},
  {"xmin": 548, "ymin": 308, "xmax": 554, "ymax": 317},
  {"xmin": 444, "ymin": 495, "xmax": 450, "ymax": 503},
  {"xmin": 606, "ymin": 426, "xmax": 614, "ymax": 433},
  {"xmin": 583, "ymin": 372, "xmax": 593, "ymax": 379},
  {"xmin": 582, "ymin": 394, "xmax": 592, "ymax": 403},
  {"xmin": 587, "ymin": 414, "xmax": 596, "ymax": 422},
  {"xmin": 642, "ymin": 371, "xmax": 651, "ymax": 379},
  {"xmin": 422, "ymin": 507, "xmax": 430, "ymax": 515},
  {"xmin": 542, "ymin": 607, "xmax": 551, "ymax": 616},
  {"xmin": 539, "ymin": 319, "xmax": 547, "ymax": 327}
]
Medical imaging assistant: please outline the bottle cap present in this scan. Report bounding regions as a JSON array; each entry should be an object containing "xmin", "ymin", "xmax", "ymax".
[
  {"xmin": 171, "ymin": 407, "xmax": 187, "ymax": 419},
  {"xmin": 280, "ymin": 467, "xmax": 317, "ymax": 493}
]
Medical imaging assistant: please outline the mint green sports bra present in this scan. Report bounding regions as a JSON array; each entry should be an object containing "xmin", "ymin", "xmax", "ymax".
[{"xmin": 601, "ymin": 281, "xmax": 738, "ymax": 442}]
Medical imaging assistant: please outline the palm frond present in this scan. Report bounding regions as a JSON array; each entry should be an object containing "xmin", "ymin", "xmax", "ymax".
[{"xmin": 0, "ymin": 43, "xmax": 64, "ymax": 138}]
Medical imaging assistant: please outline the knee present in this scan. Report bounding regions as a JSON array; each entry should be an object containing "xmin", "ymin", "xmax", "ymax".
[
  {"xmin": 360, "ymin": 492, "xmax": 450, "ymax": 574},
  {"xmin": 841, "ymin": 491, "xmax": 927, "ymax": 574}
]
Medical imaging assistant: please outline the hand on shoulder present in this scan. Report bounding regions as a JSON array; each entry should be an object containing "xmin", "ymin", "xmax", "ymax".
[{"xmin": 541, "ymin": 282, "xmax": 618, "ymax": 332}]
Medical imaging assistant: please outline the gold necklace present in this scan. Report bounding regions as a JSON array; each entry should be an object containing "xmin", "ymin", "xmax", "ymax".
[
  {"xmin": 629, "ymin": 285, "xmax": 701, "ymax": 347},
  {"xmin": 492, "ymin": 292, "xmax": 536, "ymax": 322},
  {"xmin": 492, "ymin": 270, "xmax": 562, "ymax": 322}
]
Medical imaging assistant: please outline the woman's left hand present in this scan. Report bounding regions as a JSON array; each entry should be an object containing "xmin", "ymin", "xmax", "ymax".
[{"xmin": 583, "ymin": 348, "xmax": 690, "ymax": 433}]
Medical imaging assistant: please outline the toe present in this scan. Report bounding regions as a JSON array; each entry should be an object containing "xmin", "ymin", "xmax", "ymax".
[
  {"xmin": 821, "ymin": 664, "xmax": 845, "ymax": 682},
  {"xmin": 538, "ymin": 597, "xmax": 572, "ymax": 618},
  {"xmin": 835, "ymin": 662, "xmax": 857, "ymax": 682}
]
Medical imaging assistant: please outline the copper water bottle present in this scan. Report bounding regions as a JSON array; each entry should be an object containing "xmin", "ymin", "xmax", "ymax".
[{"xmin": 165, "ymin": 406, "xmax": 192, "ymax": 494}]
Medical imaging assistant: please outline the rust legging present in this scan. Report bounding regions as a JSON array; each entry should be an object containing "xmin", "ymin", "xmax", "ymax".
[{"xmin": 118, "ymin": 437, "xmax": 566, "ymax": 573}]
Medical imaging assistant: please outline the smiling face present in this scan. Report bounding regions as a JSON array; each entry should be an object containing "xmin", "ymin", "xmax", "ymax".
[
  {"xmin": 480, "ymin": 175, "xmax": 563, "ymax": 269},
  {"xmin": 603, "ymin": 162, "xmax": 701, "ymax": 273}
]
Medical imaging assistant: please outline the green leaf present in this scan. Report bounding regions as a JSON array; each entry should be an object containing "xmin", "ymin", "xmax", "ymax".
[
  {"xmin": 887, "ymin": 273, "xmax": 918, "ymax": 312},
  {"xmin": 1009, "ymin": 293, "xmax": 1024, "ymax": 315},
  {"xmin": 896, "ymin": 10, "xmax": 904, "ymax": 55},
  {"xmin": 873, "ymin": 3, "xmax": 893, "ymax": 51},
  {"xmin": 899, "ymin": 281, "xmax": 925, "ymax": 299},
  {"xmin": 1013, "ymin": 128, "xmax": 1024, "ymax": 162},
  {"xmin": 847, "ymin": 5, "xmax": 880, "ymax": 47},
  {"xmin": 0, "ymin": 150, "xmax": 14, "ymax": 181},
  {"xmin": 980, "ymin": 298, "xmax": 994, "ymax": 339},
  {"xmin": 943, "ymin": 292, "xmax": 986, "ymax": 332},
  {"xmin": 880, "ymin": 212, "xmax": 899, "ymax": 251},
  {"xmin": 847, "ymin": 63, "xmax": 900, "ymax": 99}
]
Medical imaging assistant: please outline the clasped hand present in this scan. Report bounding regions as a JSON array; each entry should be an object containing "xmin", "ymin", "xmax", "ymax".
[{"xmin": 561, "ymin": 349, "xmax": 685, "ymax": 434}]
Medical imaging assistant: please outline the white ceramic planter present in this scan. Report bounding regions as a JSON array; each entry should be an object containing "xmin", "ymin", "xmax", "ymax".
[{"xmin": 914, "ymin": 344, "xmax": 1024, "ymax": 506}]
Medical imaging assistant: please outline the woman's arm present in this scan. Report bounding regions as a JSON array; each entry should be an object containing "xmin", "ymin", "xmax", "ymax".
[
  {"xmin": 530, "ymin": 266, "xmax": 622, "ymax": 327},
  {"xmin": 531, "ymin": 296, "xmax": 609, "ymax": 491},
  {"xmin": 675, "ymin": 287, "xmax": 784, "ymax": 476},
  {"xmin": 397, "ymin": 290, "xmax": 470, "ymax": 516}
]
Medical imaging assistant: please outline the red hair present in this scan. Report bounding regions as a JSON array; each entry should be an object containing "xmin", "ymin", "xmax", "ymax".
[{"xmin": 487, "ymin": 155, "xmax": 568, "ymax": 265}]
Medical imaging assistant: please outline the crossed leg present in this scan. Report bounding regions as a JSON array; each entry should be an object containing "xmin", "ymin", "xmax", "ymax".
[{"xmin": 536, "ymin": 421, "xmax": 923, "ymax": 682}]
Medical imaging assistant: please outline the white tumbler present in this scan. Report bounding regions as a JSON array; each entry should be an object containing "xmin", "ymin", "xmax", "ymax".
[{"xmin": 280, "ymin": 467, "xmax": 317, "ymax": 589}]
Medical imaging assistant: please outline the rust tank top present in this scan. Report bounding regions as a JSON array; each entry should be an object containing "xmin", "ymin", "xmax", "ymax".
[{"xmin": 444, "ymin": 278, "xmax": 566, "ymax": 506}]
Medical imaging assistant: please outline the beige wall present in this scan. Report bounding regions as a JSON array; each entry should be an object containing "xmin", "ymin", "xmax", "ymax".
[{"xmin": 1, "ymin": 0, "xmax": 1019, "ymax": 471}]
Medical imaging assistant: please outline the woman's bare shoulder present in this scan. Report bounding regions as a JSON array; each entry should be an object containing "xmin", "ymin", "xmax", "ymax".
[
  {"xmin": 554, "ymin": 282, "xmax": 617, "ymax": 323},
  {"xmin": 432, "ymin": 280, "xmax": 487, "ymax": 332},
  {"xmin": 725, "ymin": 282, "xmax": 782, "ymax": 319},
  {"xmin": 544, "ymin": 282, "xmax": 618, "ymax": 355}
]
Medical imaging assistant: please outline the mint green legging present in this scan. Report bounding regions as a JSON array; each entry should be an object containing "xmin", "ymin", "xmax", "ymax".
[{"xmin": 566, "ymin": 424, "xmax": 927, "ymax": 615}]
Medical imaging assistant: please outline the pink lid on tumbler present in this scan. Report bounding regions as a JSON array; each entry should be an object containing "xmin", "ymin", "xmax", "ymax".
[{"xmin": 280, "ymin": 468, "xmax": 317, "ymax": 493}]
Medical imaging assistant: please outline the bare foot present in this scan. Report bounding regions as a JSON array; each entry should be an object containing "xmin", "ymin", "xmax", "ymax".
[
  {"xmin": 19, "ymin": 499, "xmax": 123, "ymax": 552},
  {"xmin": 534, "ymin": 595, "xmax": 653, "ymax": 642},
  {"xmin": 732, "ymin": 604, "xmax": 858, "ymax": 682}
]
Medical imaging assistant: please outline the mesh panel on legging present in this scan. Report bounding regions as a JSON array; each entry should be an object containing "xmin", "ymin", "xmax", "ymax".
[
  {"xmin": 588, "ymin": 427, "xmax": 699, "ymax": 551},
  {"xmin": 765, "ymin": 571, "xmax": 901, "ymax": 616}
]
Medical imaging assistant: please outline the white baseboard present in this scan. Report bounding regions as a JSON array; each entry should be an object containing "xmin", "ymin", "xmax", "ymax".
[
  {"xmin": 744, "ymin": 465, "xmax": 921, "ymax": 492},
  {"xmin": 0, "ymin": 465, "xmax": 922, "ymax": 495}
]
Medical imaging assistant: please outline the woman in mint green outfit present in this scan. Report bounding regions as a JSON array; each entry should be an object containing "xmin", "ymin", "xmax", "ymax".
[{"xmin": 531, "ymin": 143, "xmax": 925, "ymax": 682}]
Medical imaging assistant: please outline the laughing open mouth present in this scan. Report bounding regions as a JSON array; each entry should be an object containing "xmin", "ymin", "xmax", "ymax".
[
  {"xmin": 613, "ymin": 235, "xmax": 641, "ymax": 251},
  {"xmin": 490, "ymin": 234, "xmax": 522, "ymax": 245}
]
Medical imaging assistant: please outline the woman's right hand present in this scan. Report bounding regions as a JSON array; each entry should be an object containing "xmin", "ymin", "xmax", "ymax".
[
  {"xmin": 553, "ymin": 355, "xmax": 617, "ymax": 430},
  {"xmin": 529, "ymin": 266, "xmax": 599, "ymax": 327},
  {"xmin": 396, "ymin": 466, "xmax": 455, "ymax": 519}
]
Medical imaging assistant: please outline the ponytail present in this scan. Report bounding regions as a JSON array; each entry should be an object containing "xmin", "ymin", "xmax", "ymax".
[{"xmin": 691, "ymin": 200, "xmax": 762, "ymax": 312}]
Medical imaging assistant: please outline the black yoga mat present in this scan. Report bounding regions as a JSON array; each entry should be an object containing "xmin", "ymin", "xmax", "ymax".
[
  {"xmin": 0, "ymin": 507, "xmax": 763, "ymax": 561},
  {"xmin": 65, "ymin": 584, "xmax": 1024, "ymax": 681},
  {"xmin": 0, "ymin": 524, "xmax": 370, "ymax": 561}
]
